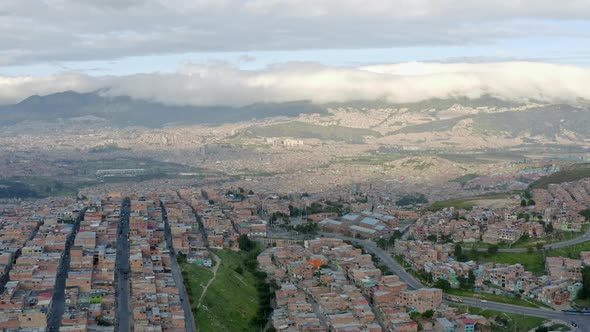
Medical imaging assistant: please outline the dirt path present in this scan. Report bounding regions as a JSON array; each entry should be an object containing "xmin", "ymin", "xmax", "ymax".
[{"xmin": 197, "ymin": 252, "xmax": 221, "ymax": 308}]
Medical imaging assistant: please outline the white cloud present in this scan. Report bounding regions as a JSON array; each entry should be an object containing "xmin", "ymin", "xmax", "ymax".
[
  {"xmin": 0, "ymin": 0, "xmax": 589, "ymax": 65},
  {"xmin": 1, "ymin": 62, "xmax": 590, "ymax": 106}
]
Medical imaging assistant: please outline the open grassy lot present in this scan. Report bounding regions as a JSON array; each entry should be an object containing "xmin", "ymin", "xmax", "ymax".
[
  {"xmin": 530, "ymin": 163, "xmax": 590, "ymax": 189},
  {"xmin": 190, "ymin": 248, "xmax": 267, "ymax": 332},
  {"xmin": 445, "ymin": 288, "xmax": 541, "ymax": 308},
  {"xmin": 464, "ymin": 249, "xmax": 545, "ymax": 275},
  {"xmin": 428, "ymin": 199, "xmax": 476, "ymax": 211},
  {"xmin": 452, "ymin": 305, "xmax": 546, "ymax": 332},
  {"xmin": 464, "ymin": 234, "xmax": 590, "ymax": 276},
  {"xmin": 462, "ymin": 228, "xmax": 587, "ymax": 250},
  {"xmin": 428, "ymin": 192, "xmax": 517, "ymax": 212},
  {"xmin": 1, "ymin": 158, "xmax": 226, "ymax": 198},
  {"xmin": 336, "ymin": 152, "xmax": 403, "ymax": 165},
  {"xmin": 547, "ymin": 240, "xmax": 590, "ymax": 258},
  {"xmin": 180, "ymin": 262, "xmax": 214, "ymax": 310},
  {"xmin": 249, "ymin": 121, "xmax": 381, "ymax": 142}
]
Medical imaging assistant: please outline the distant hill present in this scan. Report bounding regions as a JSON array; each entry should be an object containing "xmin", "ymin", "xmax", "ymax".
[
  {"xmin": 529, "ymin": 163, "xmax": 590, "ymax": 189},
  {"xmin": 0, "ymin": 91, "xmax": 327, "ymax": 128},
  {"xmin": 2, "ymin": 91, "xmax": 590, "ymax": 142},
  {"xmin": 324, "ymin": 95, "xmax": 523, "ymax": 112},
  {"xmin": 247, "ymin": 121, "xmax": 382, "ymax": 142},
  {"xmin": 391, "ymin": 104, "xmax": 590, "ymax": 138}
]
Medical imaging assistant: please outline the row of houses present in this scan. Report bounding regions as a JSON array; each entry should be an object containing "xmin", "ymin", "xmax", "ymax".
[
  {"xmin": 0, "ymin": 197, "xmax": 83, "ymax": 330},
  {"xmin": 259, "ymin": 237, "xmax": 443, "ymax": 332},
  {"xmin": 60, "ymin": 196, "xmax": 120, "ymax": 330},
  {"xmin": 127, "ymin": 195, "xmax": 187, "ymax": 331},
  {"xmin": 394, "ymin": 238, "xmax": 590, "ymax": 306}
]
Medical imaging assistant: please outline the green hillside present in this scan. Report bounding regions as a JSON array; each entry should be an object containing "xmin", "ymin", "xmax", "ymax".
[
  {"xmin": 390, "ymin": 104, "xmax": 590, "ymax": 138},
  {"xmin": 248, "ymin": 121, "xmax": 381, "ymax": 142},
  {"xmin": 530, "ymin": 163, "xmax": 590, "ymax": 189},
  {"xmin": 325, "ymin": 95, "xmax": 522, "ymax": 112}
]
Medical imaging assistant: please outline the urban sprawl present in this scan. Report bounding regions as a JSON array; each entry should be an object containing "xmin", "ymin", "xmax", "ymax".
[{"xmin": 1, "ymin": 177, "xmax": 590, "ymax": 331}]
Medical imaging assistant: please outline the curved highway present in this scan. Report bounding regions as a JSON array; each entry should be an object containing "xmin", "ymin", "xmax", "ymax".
[{"xmin": 476, "ymin": 228, "xmax": 590, "ymax": 253}]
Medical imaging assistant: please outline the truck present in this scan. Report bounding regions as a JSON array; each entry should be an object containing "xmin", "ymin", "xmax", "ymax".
[{"xmin": 447, "ymin": 295, "xmax": 463, "ymax": 303}]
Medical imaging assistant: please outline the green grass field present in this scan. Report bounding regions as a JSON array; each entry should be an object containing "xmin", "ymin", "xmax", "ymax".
[
  {"xmin": 336, "ymin": 152, "xmax": 403, "ymax": 165},
  {"xmin": 445, "ymin": 288, "xmax": 541, "ymax": 308},
  {"xmin": 248, "ymin": 121, "xmax": 381, "ymax": 142},
  {"xmin": 546, "ymin": 323, "xmax": 572, "ymax": 331},
  {"xmin": 193, "ymin": 249, "xmax": 262, "ymax": 332},
  {"xmin": 530, "ymin": 163, "xmax": 590, "ymax": 189},
  {"xmin": 449, "ymin": 173, "xmax": 480, "ymax": 186},
  {"xmin": 452, "ymin": 305, "xmax": 546, "ymax": 332},
  {"xmin": 465, "ymin": 248, "xmax": 545, "ymax": 275},
  {"xmin": 0, "ymin": 157, "xmax": 225, "ymax": 198},
  {"xmin": 547, "ymin": 240, "xmax": 590, "ymax": 258},
  {"xmin": 181, "ymin": 262, "xmax": 214, "ymax": 309},
  {"xmin": 463, "ymin": 228, "xmax": 588, "ymax": 249},
  {"xmin": 428, "ymin": 199, "xmax": 476, "ymax": 211},
  {"xmin": 464, "ymin": 233, "xmax": 590, "ymax": 276}
]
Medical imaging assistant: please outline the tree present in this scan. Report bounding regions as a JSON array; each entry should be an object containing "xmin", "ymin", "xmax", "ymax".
[
  {"xmin": 581, "ymin": 207, "xmax": 590, "ymax": 221},
  {"xmin": 388, "ymin": 235, "xmax": 397, "ymax": 246},
  {"xmin": 376, "ymin": 238, "xmax": 388, "ymax": 249},
  {"xmin": 434, "ymin": 279, "xmax": 451, "ymax": 291},
  {"xmin": 468, "ymin": 270, "xmax": 476, "ymax": 290},
  {"xmin": 288, "ymin": 205, "xmax": 303, "ymax": 217},
  {"xmin": 528, "ymin": 199, "xmax": 536, "ymax": 206},
  {"xmin": 545, "ymin": 222, "xmax": 554, "ymax": 233},
  {"xmin": 535, "ymin": 242, "xmax": 544, "ymax": 251},
  {"xmin": 454, "ymin": 244, "xmax": 463, "ymax": 258},
  {"xmin": 487, "ymin": 245, "xmax": 499, "ymax": 255},
  {"xmin": 580, "ymin": 266, "xmax": 590, "ymax": 299},
  {"xmin": 238, "ymin": 234, "xmax": 256, "ymax": 252},
  {"xmin": 535, "ymin": 326, "xmax": 549, "ymax": 332},
  {"xmin": 427, "ymin": 234, "xmax": 438, "ymax": 242},
  {"xmin": 522, "ymin": 190, "xmax": 532, "ymax": 200},
  {"xmin": 457, "ymin": 254, "xmax": 469, "ymax": 262},
  {"xmin": 517, "ymin": 213, "xmax": 530, "ymax": 222},
  {"xmin": 396, "ymin": 193, "xmax": 428, "ymax": 206},
  {"xmin": 527, "ymin": 246, "xmax": 534, "ymax": 254},
  {"xmin": 422, "ymin": 309, "xmax": 434, "ymax": 319},
  {"xmin": 459, "ymin": 276, "xmax": 469, "ymax": 290},
  {"xmin": 520, "ymin": 199, "xmax": 527, "ymax": 207}
]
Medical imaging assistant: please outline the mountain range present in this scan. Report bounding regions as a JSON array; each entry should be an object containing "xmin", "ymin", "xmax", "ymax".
[{"xmin": 1, "ymin": 91, "xmax": 590, "ymax": 141}]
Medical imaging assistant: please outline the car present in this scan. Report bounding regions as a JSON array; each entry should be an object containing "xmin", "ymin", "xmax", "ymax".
[{"xmin": 480, "ymin": 299, "xmax": 487, "ymax": 303}]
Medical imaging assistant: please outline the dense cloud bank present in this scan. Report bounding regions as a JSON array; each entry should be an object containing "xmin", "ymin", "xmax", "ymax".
[
  {"xmin": 1, "ymin": 62, "xmax": 590, "ymax": 106},
  {"xmin": 1, "ymin": 0, "xmax": 590, "ymax": 64}
]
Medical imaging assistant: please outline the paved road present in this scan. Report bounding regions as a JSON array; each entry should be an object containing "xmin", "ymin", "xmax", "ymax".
[
  {"xmin": 162, "ymin": 203, "xmax": 197, "ymax": 332},
  {"xmin": 115, "ymin": 198, "xmax": 131, "ymax": 332},
  {"xmin": 320, "ymin": 232, "xmax": 590, "ymax": 331},
  {"xmin": 47, "ymin": 208, "xmax": 85, "ymax": 331},
  {"xmin": 476, "ymin": 228, "xmax": 590, "ymax": 253}
]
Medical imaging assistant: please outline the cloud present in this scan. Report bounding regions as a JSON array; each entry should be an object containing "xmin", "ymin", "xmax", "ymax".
[
  {"xmin": 0, "ymin": 0, "xmax": 589, "ymax": 65},
  {"xmin": 1, "ymin": 62, "xmax": 590, "ymax": 107}
]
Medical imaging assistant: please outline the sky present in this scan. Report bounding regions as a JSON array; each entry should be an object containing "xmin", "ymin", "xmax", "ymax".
[{"xmin": 1, "ymin": 0, "xmax": 590, "ymax": 105}]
